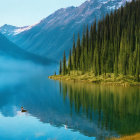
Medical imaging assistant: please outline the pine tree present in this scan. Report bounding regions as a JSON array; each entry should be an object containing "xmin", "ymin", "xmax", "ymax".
[
  {"xmin": 93, "ymin": 45, "xmax": 98, "ymax": 76},
  {"xmin": 135, "ymin": 27, "xmax": 140, "ymax": 81},
  {"xmin": 80, "ymin": 33, "xmax": 86, "ymax": 72},
  {"xmin": 76, "ymin": 33, "xmax": 81, "ymax": 69},
  {"xmin": 68, "ymin": 49, "xmax": 72, "ymax": 72},
  {"xmin": 63, "ymin": 51, "xmax": 67, "ymax": 75},
  {"xmin": 86, "ymin": 25, "xmax": 89, "ymax": 53},
  {"xmin": 59, "ymin": 60, "xmax": 62, "ymax": 75},
  {"xmin": 72, "ymin": 34, "xmax": 76, "ymax": 70}
]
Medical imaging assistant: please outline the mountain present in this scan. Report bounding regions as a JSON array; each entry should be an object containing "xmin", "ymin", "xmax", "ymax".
[
  {"xmin": 0, "ymin": 33, "xmax": 55, "ymax": 65},
  {"xmin": 0, "ymin": 0, "xmax": 132, "ymax": 60},
  {"xmin": 0, "ymin": 23, "xmax": 38, "ymax": 39}
]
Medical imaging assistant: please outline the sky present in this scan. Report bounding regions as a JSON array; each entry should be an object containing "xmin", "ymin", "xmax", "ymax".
[{"xmin": 0, "ymin": 0, "xmax": 87, "ymax": 27}]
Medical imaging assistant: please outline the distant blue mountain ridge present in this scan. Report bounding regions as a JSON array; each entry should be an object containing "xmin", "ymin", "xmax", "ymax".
[
  {"xmin": 0, "ymin": 33, "xmax": 56, "ymax": 65},
  {"xmin": 0, "ymin": 0, "xmax": 132, "ymax": 60}
]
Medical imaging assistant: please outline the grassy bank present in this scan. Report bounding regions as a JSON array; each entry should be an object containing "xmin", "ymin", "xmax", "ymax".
[
  {"xmin": 110, "ymin": 133, "xmax": 140, "ymax": 140},
  {"xmin": 48, "ymin": 71, "xmax": 140, "ymax": 86}
]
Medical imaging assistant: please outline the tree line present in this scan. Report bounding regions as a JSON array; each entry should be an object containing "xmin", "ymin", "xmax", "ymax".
[{"xmin": 59, "ymin": 0, "xmax": 140, "ymax": 81}]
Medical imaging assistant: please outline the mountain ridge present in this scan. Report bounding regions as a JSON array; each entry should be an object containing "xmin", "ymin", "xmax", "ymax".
[
  {"xmin": 0, "ymin": 0, "xmax": 132, "ymax": 60},
  {"xmin": 0, "ymin": 33, "xmax": 56, "ymax": 65}
]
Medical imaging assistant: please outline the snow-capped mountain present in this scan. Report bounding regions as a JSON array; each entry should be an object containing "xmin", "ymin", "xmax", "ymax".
[
  {"xmin": 0, "ymin": 22, "xmax": 40, "ymax": 38},
  {"xmin": 0, "ymin": 0, "xmax": 132, "ymax": 60}
]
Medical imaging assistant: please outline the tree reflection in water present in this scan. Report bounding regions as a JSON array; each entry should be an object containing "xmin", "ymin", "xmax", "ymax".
[{"xmin": 60, "ymin": 81, "xmax": 140, "ymax": 136}]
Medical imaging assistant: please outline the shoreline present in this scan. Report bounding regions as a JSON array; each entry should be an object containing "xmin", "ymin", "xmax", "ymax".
[
  {"xmin": 110, "ymin": 133, "xmax": 140, "ymax": 140},
  {"xmin": 48, "ymin": 72, "xmax": 140, "ymax": 87}
]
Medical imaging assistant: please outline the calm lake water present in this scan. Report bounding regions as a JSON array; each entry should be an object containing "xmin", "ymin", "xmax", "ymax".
[{"xmin": 0, "ymin": 64, "xmax": 140, "ymax": 140}]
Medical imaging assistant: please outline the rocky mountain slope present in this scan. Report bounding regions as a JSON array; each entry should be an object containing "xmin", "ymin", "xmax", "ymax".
[{"xmin": 0, "ymin": 0, "xmax": 132, "ymax": 60}]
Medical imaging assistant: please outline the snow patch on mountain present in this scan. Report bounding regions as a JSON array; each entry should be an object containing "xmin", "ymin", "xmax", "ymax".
[
  {"xmin": 0, "ymin": 21, "xmax": 40, "ymax": 37},
  {"xmin": 14, "ymin": 26, "xmax": 31, "ymax": 35},
  {"xmin": 14, "ymin": 22, "xmax": 40, "ymax": 35},
  {"xmin": 118, "ymin": 0, "xmax": 132, "ymax": 7}
]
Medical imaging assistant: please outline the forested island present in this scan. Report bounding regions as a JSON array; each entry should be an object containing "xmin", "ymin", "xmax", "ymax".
[{"xmin": 49, "ymin": 0, "xmax": 140, "ymax": 86}]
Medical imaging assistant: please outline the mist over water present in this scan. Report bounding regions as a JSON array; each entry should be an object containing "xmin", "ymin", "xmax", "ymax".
[
  {"xmin": 0, "ymin": 58, "xmax": 96, "ymax": 140},
  {"xmin": 0, "ymin": 56, "xmax": 57, "ymax": 88},
  {"xmin": 0, "ymin": 57, "xmax": 139, "ymax": 140}
]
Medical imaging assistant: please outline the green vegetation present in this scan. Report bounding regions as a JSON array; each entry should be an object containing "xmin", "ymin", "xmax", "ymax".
[
  {"xmin": 110, "ymin": 133, "xmax": 140, "ymax": 140},
  {"xmin": 58, "ymin": 0, "xmax": 140, "ymax": 83},
  {"xmin": 49, "ymin": 71, "xmax": 140, "ymax": 86}
]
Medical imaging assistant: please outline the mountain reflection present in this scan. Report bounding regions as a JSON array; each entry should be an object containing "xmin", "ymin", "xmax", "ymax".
[{"xmin": 0, "ymin": 74, "xmax": 139, "ymax": 139}]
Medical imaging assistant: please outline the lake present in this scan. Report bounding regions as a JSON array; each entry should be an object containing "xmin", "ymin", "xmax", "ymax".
[{"xmin": 0, "ymin": 64, "xmax": 140, "ymax": 140}]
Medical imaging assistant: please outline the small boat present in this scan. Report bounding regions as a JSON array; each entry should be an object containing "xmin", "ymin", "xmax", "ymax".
[{"xmin": 21, "ymin": 107, "xmax": 27, "ymax": 112}]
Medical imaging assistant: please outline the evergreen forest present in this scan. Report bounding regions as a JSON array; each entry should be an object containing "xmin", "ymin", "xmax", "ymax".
[{"xmin": 60, "ymin": 0, "xmax": 140, "ymax": 81}]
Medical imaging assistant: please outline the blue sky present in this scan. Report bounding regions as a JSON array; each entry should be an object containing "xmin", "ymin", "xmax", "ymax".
[{"xmin": 0, "ymin": 0, "xmax": 86, "ymax": 27}]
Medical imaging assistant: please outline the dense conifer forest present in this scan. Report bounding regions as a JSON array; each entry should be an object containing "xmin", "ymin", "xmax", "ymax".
[{"xmin": 60, "ymin": 0, "xmax": 140, "ymax": 81}]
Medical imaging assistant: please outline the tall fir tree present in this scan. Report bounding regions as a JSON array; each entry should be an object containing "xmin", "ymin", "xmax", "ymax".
[
  {"xmin": 59, "ymin": 60, "xmax": 62, "ymax": 75},
  {"xmin": 76, "ymin": 33, "xmax": 81, "ymax": 69},
  {"xmin": 135, "ymin": 26, "xmax": 140, "ymax": 81},
  {"xmin": 68, "ymin": 49, "xmax": 72, "ymax": 72},
  {"xmin": 72, "ymin": 34, "xmax": 76, "ymax": 70},
  {"xmin": 63, "ymin": 51, "xmax": 67, "ymax": 75}
]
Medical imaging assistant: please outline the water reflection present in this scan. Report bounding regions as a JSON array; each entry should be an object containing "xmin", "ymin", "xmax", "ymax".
[
  {"xmin": 60, "ymin": 81, "xmax": 140, "ymax": 136},
  {"xmin": 0, "ymin": 72, "xmax": 139, "ymax": 140},
  {"xmin": 0, "ymin": 74, "xmax": 96, "ymax": 140},
  {"xmin": 0, "ymin": 112, "xmax": 95, "ymax": 140}
]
